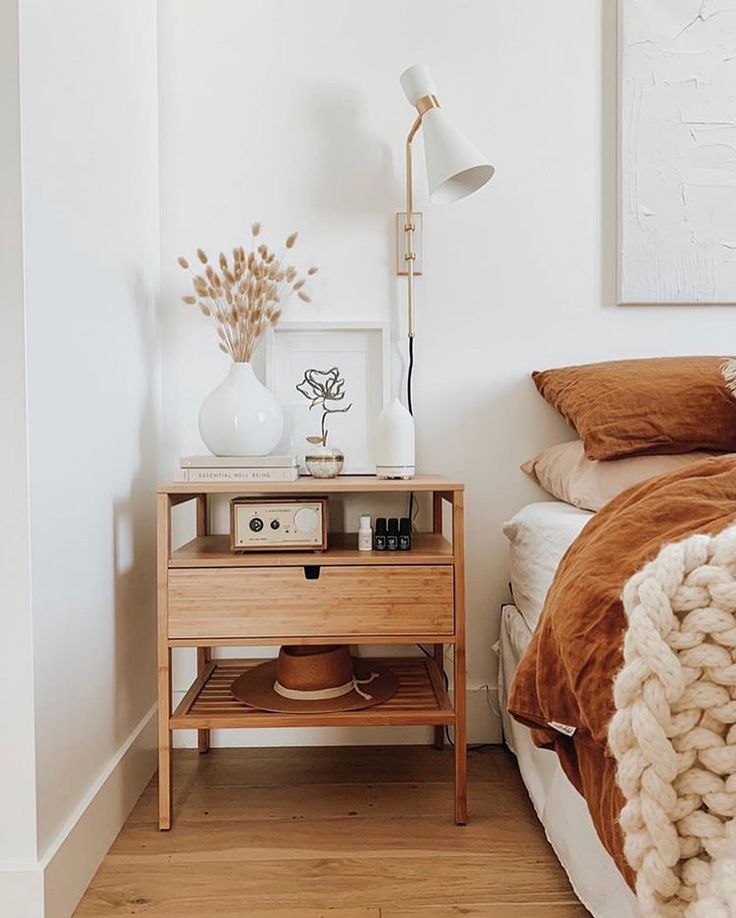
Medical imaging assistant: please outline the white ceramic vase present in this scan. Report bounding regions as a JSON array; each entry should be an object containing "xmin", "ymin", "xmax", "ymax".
[
  {"xmin": 198, "ymin": 361, "xmax": 283, "ymax": 457},
  {"xmin": 374, "ymin": 397, "xmax": 415, "ymax": 479}
]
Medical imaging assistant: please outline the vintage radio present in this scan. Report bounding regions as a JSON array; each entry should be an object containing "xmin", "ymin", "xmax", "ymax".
[{"xmin": 230, "ymin": 497, "xmax": 328, "ymax": 552}]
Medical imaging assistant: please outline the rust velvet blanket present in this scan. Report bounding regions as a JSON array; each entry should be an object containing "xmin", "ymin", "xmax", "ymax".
[{"xmin": 508, "ymin": 455, "xmax": 736, "ymax": 887}]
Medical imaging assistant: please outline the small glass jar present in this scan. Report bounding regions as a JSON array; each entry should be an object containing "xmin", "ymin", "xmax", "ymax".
[{"xmin": 304, "ymin": 445, "xmax": 344, "ymax": 479}]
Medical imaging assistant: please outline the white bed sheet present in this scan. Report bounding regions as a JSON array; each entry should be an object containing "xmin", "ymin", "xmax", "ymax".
[
  {"xmin": 503, "ymin": 500, "xmax": 594, "ymax": 630},
  {"xmin": 499, "ymin": 603, "xmax": 639, "ymax": 918}
]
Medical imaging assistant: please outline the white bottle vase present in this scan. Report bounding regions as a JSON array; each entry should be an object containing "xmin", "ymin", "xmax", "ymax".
[
  {"xmin": 198, "ymin": 361, "xmax": 284, "ymax": 457},
  {"xmin": 374, "ymin": 397, "xmax": 415, "ymax": 479}
]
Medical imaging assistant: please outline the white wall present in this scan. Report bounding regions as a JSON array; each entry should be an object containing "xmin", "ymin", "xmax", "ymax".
[
  {"xmin": 13, "ymin": 1, "xmax": 161, "ymax": 912},
  {"xmin": 157, "ymin": 0, "xmax": 736, "ymax": 743},
  {"xmin": 0, "ymin": 0, "xmax": 38, "ymax": 885}
]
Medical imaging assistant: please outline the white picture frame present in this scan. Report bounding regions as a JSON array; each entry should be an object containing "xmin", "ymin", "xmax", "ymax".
[{"xmin": 265, "ymin": 321, "xmax": 390, "ymax": 475}]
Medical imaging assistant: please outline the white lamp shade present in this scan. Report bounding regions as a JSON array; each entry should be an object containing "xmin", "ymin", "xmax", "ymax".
[
  {"xmin": 400, "ymin": 63, "xmax": 494, "ymax": 204},
  {"xmin": 421, "ymin": 107, "xmax": 494, "ymax": 204}
]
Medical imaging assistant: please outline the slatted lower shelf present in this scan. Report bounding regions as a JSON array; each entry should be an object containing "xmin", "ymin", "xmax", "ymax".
[{"xmin": 170, "ymin": 657, "xmax": 454, "ymax": 729}]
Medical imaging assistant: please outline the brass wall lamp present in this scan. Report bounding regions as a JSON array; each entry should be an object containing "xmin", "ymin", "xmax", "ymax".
[
  {"xmin": 398, "ymin": 63, "xmax": 494, "ymax": 407},
  {"xmin": 376, "ymin": 64, "xmax": 494, "ymax": 482}
]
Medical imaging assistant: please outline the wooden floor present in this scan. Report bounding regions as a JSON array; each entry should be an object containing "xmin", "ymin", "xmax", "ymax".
[{"xmin": 75, "ymin": 745, "xmax": 589, "ymax": 917}]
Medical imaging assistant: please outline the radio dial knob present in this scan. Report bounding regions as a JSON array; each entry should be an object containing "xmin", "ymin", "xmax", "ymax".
[{"xmin": 294, "ymin": 507, "xmax": 319, "ymax": 533}]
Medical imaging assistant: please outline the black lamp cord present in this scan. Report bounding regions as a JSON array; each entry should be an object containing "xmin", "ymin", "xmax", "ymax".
[
  {"xmin": 407, "ymin": 334, "xmax": 414, "ymax": 417},
  {"xmin": 407, "ymin": 335, "xmax": 415, "ymax": 521}
]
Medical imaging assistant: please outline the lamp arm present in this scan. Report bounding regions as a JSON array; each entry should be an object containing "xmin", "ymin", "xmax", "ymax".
[
  {"xmin": 404, "ymin": 113, "xmax": 423, "ymax": 341},
  {"xmin": 403, "ymin": 94, "xmax": 439, "ymax": 420}
]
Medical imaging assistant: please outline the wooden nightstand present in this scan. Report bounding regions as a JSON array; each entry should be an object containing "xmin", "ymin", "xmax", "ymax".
[{"xmin": 156, "ymin": 475, "xmax": 466, "ymax": 828}]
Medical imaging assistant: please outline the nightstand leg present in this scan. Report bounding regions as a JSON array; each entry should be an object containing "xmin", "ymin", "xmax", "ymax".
[
  {"xmin": 158, "ymin": 646, "xmax": 173, "ymax": 830},
  {"xmin": 434, "ymin": 644, "xmax": 445, "ymax": 749},
  {"xmin": 195, "ymin": 495, "xmax": 211, "ymax": 756},
  {"xmin": 157, "ymin": 493, "xmax": 173, "ymax": 830},
  {"xmin": 197, "ymin": 647, "xmax": 211, "ymax": 753},
  {"xmin": 452, "ymin": 489, "xmax": 467, "ymax": 825},
  {"xmin": 432, "ymin": 492, "xmax": 447, "ymax": 750},
  {"xmin": 454, "ymin": 643, "xmax": 468, "ymax": 825}
]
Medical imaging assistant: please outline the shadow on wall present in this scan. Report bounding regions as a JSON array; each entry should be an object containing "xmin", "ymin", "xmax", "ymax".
[
  {"xmin": 306, "ymin": 81, "xmax": 405, "ymax": 395},
  {"xmin": 307, "ymin": 83, "xmax": 395, "ymax": 215},
  {"xmin": 112, "ymin": 270, "xmax": 159, "ymax": 746}
]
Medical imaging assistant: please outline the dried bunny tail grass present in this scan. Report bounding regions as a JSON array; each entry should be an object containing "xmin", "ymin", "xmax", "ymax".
[
  {"xmin": 180, "ymin": 224, "xmax": 313, "ymax": 362},
  {"xmin": 722, "ymin": 358, "xmax": 736, "ymax": 396}
]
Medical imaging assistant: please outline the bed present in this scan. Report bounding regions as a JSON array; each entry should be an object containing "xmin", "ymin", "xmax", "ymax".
[
  {"xmin": 503, "ymin": 455, "xmax": 736, "ymax": 916},
  {"xmin": 503, "ymin": 359, "xmax": 736, "ymax": 915},
  {"xmin": 499, "ymin": 500, "xmax": 641, "ymax": 917}
]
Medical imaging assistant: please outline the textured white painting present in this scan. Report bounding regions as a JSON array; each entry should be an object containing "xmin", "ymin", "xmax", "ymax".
[{"xmin": 619, "ymin": 0, "xmax": 736, "ymax": 304}]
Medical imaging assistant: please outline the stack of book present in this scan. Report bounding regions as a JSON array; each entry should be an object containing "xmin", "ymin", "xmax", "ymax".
[{"xmin": 176, "ymin": 455, "xmax": 299, "ymax": 482}]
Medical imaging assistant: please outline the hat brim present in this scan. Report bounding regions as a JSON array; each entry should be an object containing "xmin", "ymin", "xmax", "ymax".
[{"xmin": 231, "ymin": 658, "xmax": 398, "ymax": 713}]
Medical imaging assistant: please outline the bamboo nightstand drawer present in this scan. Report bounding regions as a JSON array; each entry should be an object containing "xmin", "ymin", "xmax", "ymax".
[{"xmin": 167, "ymin": 565, "xmax": 454, "ymax": 639}]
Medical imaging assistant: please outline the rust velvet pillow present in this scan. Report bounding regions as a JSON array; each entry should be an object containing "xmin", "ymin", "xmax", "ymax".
[{"xmin": 532, "ymin": 356, "xmax": 736, "ymax": 461}]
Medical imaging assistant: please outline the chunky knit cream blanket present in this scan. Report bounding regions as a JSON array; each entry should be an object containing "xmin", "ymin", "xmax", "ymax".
[{"xmin": 610, "ymin": 524, "xmax": 736, "ymax": 917}]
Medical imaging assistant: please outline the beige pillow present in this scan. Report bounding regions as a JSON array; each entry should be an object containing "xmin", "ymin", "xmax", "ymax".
[{"xmin": 522, "ymin": 440, "xmax": 722, "ymax": 511}]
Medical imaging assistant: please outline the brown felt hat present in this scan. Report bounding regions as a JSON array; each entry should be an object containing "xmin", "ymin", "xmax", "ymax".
[{"xmin": 231, "ymin": 645, "xmax": 398, "ymax": 713}]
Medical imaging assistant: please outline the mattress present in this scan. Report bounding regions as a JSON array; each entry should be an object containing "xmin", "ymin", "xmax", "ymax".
[
  {"xmin": 503, "ymin": 500, "xmax": 593, "ymax": 629},
  {"xmin": 499, "ymin": 603, "xmax": 639, "ymax": 918}
]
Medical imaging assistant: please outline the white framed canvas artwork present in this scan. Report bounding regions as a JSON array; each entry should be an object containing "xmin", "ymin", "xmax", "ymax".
[
  {"xmin": 265, "ymin": 321, "xmax": 390, "ymax": 474},
  {"xmin": 618, "ymin": 0, "xmax": 736, "ymax": 304}
]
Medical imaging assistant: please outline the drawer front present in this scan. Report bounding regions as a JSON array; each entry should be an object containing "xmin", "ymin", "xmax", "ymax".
[{"xmin": 168, "ymin": 565, "xmax": 454, "ymax": 639}]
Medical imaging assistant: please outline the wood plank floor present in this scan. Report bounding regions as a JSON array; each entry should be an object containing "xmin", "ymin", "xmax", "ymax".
[{"xmin": 75, "ymin": 745, "xmax": 589, "ymax": 917}]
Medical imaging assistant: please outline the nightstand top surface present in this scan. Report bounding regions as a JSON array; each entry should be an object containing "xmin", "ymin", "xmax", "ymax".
[{"xmin": 158, "ymin": 474, "xmax": 463, "ymax": 495}]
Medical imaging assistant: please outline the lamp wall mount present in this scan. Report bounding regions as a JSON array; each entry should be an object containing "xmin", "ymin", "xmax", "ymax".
[{"xmin": 395, "ymin": 212, "xmax": 423, "ymax": 276}]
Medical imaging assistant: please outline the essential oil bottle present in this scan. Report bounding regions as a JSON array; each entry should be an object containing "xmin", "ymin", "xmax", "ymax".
[
  {"xmin": 399, "ymin": 517, "xmax": 412, "ymax": 550},
  {"xmin": 358, "ymin": 515, "xmax": 373, "ymax": 551},
  {"xmin": 387, "ymin": 518, "xmax": 399, "ymax": 551},
  {"xmin": 374, "ymin": 517, "xmax": 387, "ymax": 551}
]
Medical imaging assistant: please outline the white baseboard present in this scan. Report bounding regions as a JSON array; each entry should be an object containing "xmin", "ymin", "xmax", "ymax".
[
  {"xmin": 0, "ymin": 704, "xmax": 157, "ymax": 918},
  {"xmin": 43, "ymin": 703, "xmax": 158, "ymax": 918}
]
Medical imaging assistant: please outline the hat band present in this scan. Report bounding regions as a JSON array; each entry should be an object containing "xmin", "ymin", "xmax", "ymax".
[{"xmin": 273, "ymin": 671, "xmax": 380, "ymax": 702}]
